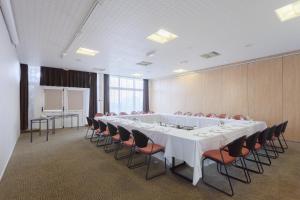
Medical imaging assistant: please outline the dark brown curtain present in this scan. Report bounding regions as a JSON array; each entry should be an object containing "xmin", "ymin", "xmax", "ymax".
[
  {"xmin": 103, "ymin": 74, "xmax": 110, "ymax": 114},
  {"xmin": 40, "ymin": 66, "xmax": 91, "ymax": 88},
  {"xmin": 89, "ymin": 73, "xmax": 97, "ymax": 117},
  {"xmin": 20, "ymin": 64, "xmax": 28, "ymax": 131},
  {"xmin": 143, "ymin": 79, "xmax": 149, "ymax": 113}
]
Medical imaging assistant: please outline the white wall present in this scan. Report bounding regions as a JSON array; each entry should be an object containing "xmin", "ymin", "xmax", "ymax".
[{"xmin": 0, "ymin": 11, "xmax": 20, "ymax": 180}]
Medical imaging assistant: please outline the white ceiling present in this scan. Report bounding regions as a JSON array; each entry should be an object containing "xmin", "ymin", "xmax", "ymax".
[{"xmin": 11, "ymin": 0, "xmax": 300, "ymax": 79}]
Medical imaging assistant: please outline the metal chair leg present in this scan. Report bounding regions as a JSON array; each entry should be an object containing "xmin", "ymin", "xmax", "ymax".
[{"xmin": 201, "ymin": 158, "xmax": 234, "ymax": 196}]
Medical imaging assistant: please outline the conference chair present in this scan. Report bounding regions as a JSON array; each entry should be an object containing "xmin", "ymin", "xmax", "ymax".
[
  {"xmin": 174, "ymin": 111, "xmax": 182, "ymax": 115},
  {"xmin": 90, "ymin": 119, "xmax": 100, "ymax": 142},
  {"xmin": 148, "ymin": 111, "xmax": 155, "ymax": 114},
  {"xmin": 236, "ymin": 131, "xmax": 264, "ymax": 174},
  {"xmin": 119, "ymin": 112, "xmax": 128, "ymax": 115},
  {"xmin": 131, "ymin": 111, "xmax": 138, "ymax": 115},
  {"xmin": 202, "ymin": 135, "xmax": 248, "ymax": 196},
  {"xmin": 272, "ymin": 121, "xmax": 289, "ymax": 152},
  {"xmin": 217, "ymin": 114, "xmax": 227, "ymax": 119},
  {"xmin": 129, "ymin": 129, "xmax": 166, "ymax": 180},
  {"xmin": 247, "ymin": 128, "xmax": 272, "ymax": 166},
  {"xmin": 85, "ymin": 117, "xmax": 93, "ymax": 139},
  {"xmin": 256, "ymin": 126, "xmax": 278, "ymax": 161},
  {"xmin": 183, "ymin": 112, "xmax": 192, "ymax": 116},
  {"xmin": 96, "ymin": 120, "xmax": 110, "ymax": 147},
  {"xmin": 94, "ymin": 113, "xmax": 104, "ymax": 117},
  {"xmin": 114, "ymin": 126, "xmax": 135, "ymax": 161},
  {"xmin": 194, "ymin": 112, "xmax": 204, "ymax": 117},
  {"xmin": 206, "ymin": 113, "xmax": 216, "ymax": 118},
  {"xmin": 265, "ymin": 125, "xmax": 279, "ymax": 159},
  {"xmin": 104, "ymin": 123, "xmax": 120, "ymax": 153},
  {"xmin": 108, "ymin": 112, "xmax": 117, "ymax": 116},
  {"xmin": 232, "ymin": 114, "xmax": 246, "ymax": 120}
]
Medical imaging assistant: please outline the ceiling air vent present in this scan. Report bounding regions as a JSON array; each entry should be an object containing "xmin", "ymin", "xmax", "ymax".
[
  {"xmin": 136, "ymin": 61, "xmax": 152, "ymax": 66},
  {"xmin": 200, "ymin": 51, "xmax": 220, "ymax": 59}
]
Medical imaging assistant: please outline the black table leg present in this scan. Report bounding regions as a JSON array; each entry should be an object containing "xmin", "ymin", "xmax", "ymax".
[
  {"xmin": 30, "ymin": 120, "xmax": 33, "ymax": 143},
  {"xmin": 170, "ymin": 157, "xmax": 193, "ymax": 182},
  {"xmin": 52, "ymin": 118, "xmax": 55, "ymax": 134},
  {"xmin": 71, "ymin": 116, "xmax": 73, "ymax": 128},
  {"xmin": 39, "ymin": 120, "xmax": 41, "ymax": 136},
  {"xmin": 46, "ymin": 119, "xmax": 49, "ymax": 141},
  {"xmin": 77, "ymin": 115, "xmax": 79, "ymax": 129}
]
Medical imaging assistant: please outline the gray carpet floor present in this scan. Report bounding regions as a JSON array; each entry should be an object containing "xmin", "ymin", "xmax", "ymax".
[{"xmin": 0, "ymin": 127, "xmax": 299, "ymax": 200}]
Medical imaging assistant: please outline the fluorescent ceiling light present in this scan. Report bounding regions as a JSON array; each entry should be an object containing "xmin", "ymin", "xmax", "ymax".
[
  {"xmin": 275, "ymin": 1, "xmax": 300, "ymax": 22},
  {"xmin": 132, "ymin": 73, "xmax": 143, "ymax": 77},
  {"xmin": 173, "ymin": 69, "xmax": 187, "ymax": 73},
  {"xmin": 147, "ymin": 29, "xmax": 178, "ymax": 44},
  {"xmin": 76, "ymin": 47, "xmax": 99, "ymax": 56}
]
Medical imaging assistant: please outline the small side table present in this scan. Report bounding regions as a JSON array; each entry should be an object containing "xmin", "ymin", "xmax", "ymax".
[{"xmin": 30, "ymin": 117, "xmax": 54, "ymax": 142}]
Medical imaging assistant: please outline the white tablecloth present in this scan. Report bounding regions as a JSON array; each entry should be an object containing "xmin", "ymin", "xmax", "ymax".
[{"xmin": 95, "ymin": 114, "xmax": 267, "ymax": 186}]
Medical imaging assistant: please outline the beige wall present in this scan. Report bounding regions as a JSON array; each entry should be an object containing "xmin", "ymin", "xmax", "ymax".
[{"xmin": 150, "ymin": 53, "xmax": 300, "ymax": 142}]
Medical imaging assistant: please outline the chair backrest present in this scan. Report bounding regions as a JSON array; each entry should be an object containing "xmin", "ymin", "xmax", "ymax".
[
  {"xmin": 174, "ymin": 111, "xmax": 182, "ymax": 115},
  {"xmin": 232, "ymin": 114, "xmax": 246, "ymax": 120},
  {"xmin": 86, "ymin": 117, "xmax": 93, "ymax": 126},
  {"xmin": 194, "ymin": 112, "xmax": 204, "ymax": 117},
  {"xmin": 117, "ymin": 126, "xmax": 131, "ymax": 141},
  {"xmin": 119, "ymin": 112, "xmax": 128, "ymax": 115},
  {"xmin": 274, "ymin": 123, "xmax": 284, "ymax": 137},
  {"xmin": 246, "ymin": 131, "xmax": 260, "ymax": 150},
  {"xmin": 98, "ymin": 120, "xmax": 107, "ymax": 133},
  {"xmin": 226, "ymin": 135, "xmax": 247, "ymax": 157},
  {"xmin": 282, "ymin": 121, "xmax": 288, "ymax": 133},
  {"xmin": 206, "ymin": 113, "xmax": 216, "ymax": 118},
  {"xmin": 132, "ymin": 129, "xmax": 149, "ymax": 148},
  {"xmin": 258, "ymin": 128, "xmax": 269, "ymax": 145},
  {"xmin": 148, "ymin": 111, "xmax": 154, "ymax": 114},
  {"xmin": 94, "ymin": 113, "xmax": 104, "ymax": 117},
  {"xmin": 217, "ymin": 114, "xmax": 227, "ymax": 119},
  {"xmin": 266, "ymin": 125, "xmax": 277, "ymax": 140},
  {"xmin": 184, "ymin": 112, "xmax": 192, "ymax": 116},
  {"xmin": 108, "ymin": 112, "xmax": 117, "ymax": 116},
  {"xmin": 107, "ymin": 123, "xmax": 118, "ymax": 136},
  {"xmin": 92, "ymin": 119, "xmax": 100, "ymax": 130},
  {"xmin": 131, "ymin": 111, "xmax": 138, "ymax": 115}
]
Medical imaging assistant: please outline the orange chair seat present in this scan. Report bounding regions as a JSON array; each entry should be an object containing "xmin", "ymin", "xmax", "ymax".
[
  {"xmin": 112, "ymin": 134, "xmax": 120, "ymax": 141},
  {"xmin": 241, "ymin": 147, "xmax": 250, "ymax": 156},
  {"xmin": 138, "ymin": 144, "xmax": 164, "ymax": 154},
  {"xmin": 123, "ymin": 138, "xmax": 135, "ymax": 147},
  {"xmin": 203, "ymin": 150, "xmax": 236, "ymax": 164},
  {"xmin": 255, "ymin": 143, "xmax": 261, "ymax": 150},
  {"xmin": 102, "ymin": 131, "xmax": 109, "ymax": 136}
]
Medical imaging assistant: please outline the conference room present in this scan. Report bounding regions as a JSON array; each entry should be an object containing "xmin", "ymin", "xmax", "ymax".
[{"xmin": 0, "ymin": 0, "xmax": 300, "ymax": 199}]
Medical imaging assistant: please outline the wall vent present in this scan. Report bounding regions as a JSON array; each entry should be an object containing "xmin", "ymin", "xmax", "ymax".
[
  {"xmin": 200, "ymin": 51, "xmax": 220, "ymax": 59},
  {"xmin": 136, "ymin": 61, "xmax": 152, "ymax": 66}
]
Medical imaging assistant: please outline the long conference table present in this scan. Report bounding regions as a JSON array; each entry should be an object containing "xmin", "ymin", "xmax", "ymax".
[{"xmin": 95, "ymin": 113, "xmax": 267, "ymax": 186}]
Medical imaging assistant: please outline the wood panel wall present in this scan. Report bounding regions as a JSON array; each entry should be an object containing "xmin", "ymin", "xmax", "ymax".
[{"xmin": 149, "ymin": 53, "xmax": 300, "ymax": 142}]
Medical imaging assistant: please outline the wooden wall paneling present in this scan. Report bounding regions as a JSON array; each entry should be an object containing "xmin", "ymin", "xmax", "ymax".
[
  {"xmin": 199, "ymin": 69, "xmax": 223, "ymax": 114},
  {"xmin": 283, "ymin": 54, "xmax": 300, "ymax": 141},
  {"xmin": 221, "ymin": 64, "xmax": 248, "ymax": 116},
  {"xmin": 247, "ymin": 58, "xmax": 283, "ymax": 126}
]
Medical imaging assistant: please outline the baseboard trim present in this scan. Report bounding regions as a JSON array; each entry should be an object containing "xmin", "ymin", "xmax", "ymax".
[{"xmin": 0, "ymin": 133, "xmax": 19, "ymax": 182}]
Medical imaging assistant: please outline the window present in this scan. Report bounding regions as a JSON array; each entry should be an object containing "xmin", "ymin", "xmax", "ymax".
[{"xmin": 109, "ymin": 76, "xmax": 143, "ymax": 114}]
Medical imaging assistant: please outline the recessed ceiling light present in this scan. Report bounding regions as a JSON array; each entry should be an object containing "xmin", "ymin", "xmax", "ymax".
[
  {"xmin": 275, "ymin": 1, "xmax": 300, "ymax": 22},
  {"xmin": 76, "ymin": 47, "xmax": 99, "ymax": 56},
  {"xmin": 132, "ymin": 73, "xmax": 143, "ymax": 77},
  {"xmin": 173, "ymin": 69, "xmax": 187, "ymax": 73},
  {"xmin": 146, "ymin": 29, "xmax": 178, "ymax": 44}
]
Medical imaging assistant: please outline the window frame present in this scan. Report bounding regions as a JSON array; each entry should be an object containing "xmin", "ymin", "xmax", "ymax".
[{"xmin": 109, "ymin": 76, "xmax": 143, "ymax": 113}]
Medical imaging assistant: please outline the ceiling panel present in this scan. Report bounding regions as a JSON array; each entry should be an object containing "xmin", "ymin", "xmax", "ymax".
[{"xmin": 11, "ymin": 0, "xmax": 300, "ymax": 79}]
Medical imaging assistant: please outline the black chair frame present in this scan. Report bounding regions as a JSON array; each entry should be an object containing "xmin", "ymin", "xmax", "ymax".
[
  {"xmin": 201, "ymin": 136, "xmax": 249, "ymax": 196},
  {"xmin": 128, "ymin": 129, "xmax": 166, "ymax": 180}
]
